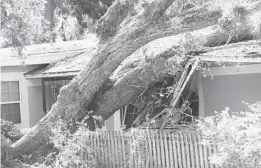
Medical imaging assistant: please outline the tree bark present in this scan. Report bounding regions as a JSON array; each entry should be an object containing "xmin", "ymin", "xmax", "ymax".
[{"xmin": 10, "ymin": 0, "xmax": 261, "ymax": 157}]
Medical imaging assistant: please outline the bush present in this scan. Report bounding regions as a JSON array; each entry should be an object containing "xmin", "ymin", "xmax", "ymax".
[
  {"xmin": 197, "ymin": 102, "xmax": 261, "ymax": 168},
  {"xmin": 33, "ymin": 119, "xmax": 101, "ymax": 168},
  {"xmin": 1, "ymin": 119, "xmax": 24, "ymax": 168},
  {"xmin": 0, "ymin": 118, "xmax": 107, "ymax": 168},
  {"xmin": 1, "ymin": 119, "xmax": 23, "ymax": 143}
]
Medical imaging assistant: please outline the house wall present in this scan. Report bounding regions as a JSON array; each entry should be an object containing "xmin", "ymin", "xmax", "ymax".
[
  {"xmin": 106, "ymin": 115, "xmax": 114, "ymax": 130},
  {"xmin": 198, "ymin": 64, "xmax": 261, "ymax": 116},
  {"xmin": 106, "ymin": 110, "xmax": 121, "ymax": 130},
  {"xmin": 27, "ymin": 79, "xmax": 45, "ymax": 126},
  {"xmin": 1, "ymin": 65, "xmax": 45, "ymax": 128},
  {"xmin": 1, "ymin": 65, "xmax": 126, "ymax": 130}
]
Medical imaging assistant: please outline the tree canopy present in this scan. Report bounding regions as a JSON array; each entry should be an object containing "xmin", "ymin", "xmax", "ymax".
[
  {"xmin": 0, "ymin": 0, "xmax": 114, "ymax": 48},
  {"xmin": 1, "ymin": 0, "xmax": 47, "ymax": 47}
]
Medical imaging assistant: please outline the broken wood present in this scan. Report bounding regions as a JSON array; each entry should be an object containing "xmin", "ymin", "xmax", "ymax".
[{"xmin": 159, "ymin": 58, "xmax": 200, "ymax": 131}]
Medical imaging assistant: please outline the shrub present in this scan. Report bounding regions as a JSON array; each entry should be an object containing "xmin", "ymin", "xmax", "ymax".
[
  {"xmin": 197, "ymin": 102, "xmax": 261, "ymax": 168},
  {"xmin": 1, "ymin": 118, "xmax": 107, "ymax": 168},
  {"xmin": 1, "ymin": 119, "xmax": 23, "ymax": 143},
  {"xmin": 38, "ymin": 119, "xmax": 101, "ymax": 168},
  {"xmin": 1, "ymin": 119, "xmax": 24, "ymax": 168}
]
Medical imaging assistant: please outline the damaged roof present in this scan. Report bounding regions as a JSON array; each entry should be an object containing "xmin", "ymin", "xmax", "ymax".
[
  {"xmin": 25, "ymin": 39, "xmax": 261, "ymax": 79},
  {"xmin": 196, "ymin": 40, "xmax": 261, "ymax": 62}
]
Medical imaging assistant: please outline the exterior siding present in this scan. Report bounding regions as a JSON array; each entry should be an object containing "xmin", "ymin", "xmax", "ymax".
[
  {"xmin": 1, "ymin": 66, "xmax": 41, "ymax": 128},
  {"xmin": 105, "ymin": 110, "xmax": 121, "ymax": 130},
  {"xmin": 201, "ymin": 73, "xmax": 261, "ymax": 116},
  {"xmin": 28, "ymin": 84, "xmax": 45, "ymax": 126},
  {"xmin": 106, "ymin": 115, "xmax": 115, "ymax": 130}
]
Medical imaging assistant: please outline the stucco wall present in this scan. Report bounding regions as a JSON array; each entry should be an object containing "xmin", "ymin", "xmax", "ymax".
[
  {"xmin": 1, "ymin": 65, "xmax": 121, "ymax": 130},
  {"xmin": 106, "ymin": 115, "xmax": 114, "ymax": 130},
  {"xmin": 105, "ymin": 110, "xmax": 121, "ymax": 130},
  {"xmin": 27, "ymin": 83, "xmax": 45, "ymax": 127},
  {"xmin": 1, "ymin": 65, "xmax": 43, "ymax": 128},
  {"xmin": 201, "ymin": 73, "xmax": 261, "ymax": 116}
]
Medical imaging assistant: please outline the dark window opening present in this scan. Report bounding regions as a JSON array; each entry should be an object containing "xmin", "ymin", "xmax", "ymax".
[{"xmin": 42, "ymin": 77, "xmax": 73, "ymax": 113}]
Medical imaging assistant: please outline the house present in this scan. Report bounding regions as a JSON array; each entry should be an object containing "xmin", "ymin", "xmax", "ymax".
[
  {"xmin": 195, "ymin": 40, "xmax": 261, "ymax": 116},
  {"xmin": 1, "ymin": 38, "xmax": 261, "ymax": 130},
  {"xmin": 0, "ymin": 38, "xmax": 120, "ymax": 130},
  {"xmin": 120, "ymin": 39, "xmax": 261, "ymax": 129},
  {"xmin": 123, "ymin": 40, "xmax": 261, "ymax": 129}
]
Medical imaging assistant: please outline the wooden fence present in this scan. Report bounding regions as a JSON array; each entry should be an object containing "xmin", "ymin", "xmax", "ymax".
[{"xmin": 82, "ymin": 130, "xmax": 217, "ymax": 168}]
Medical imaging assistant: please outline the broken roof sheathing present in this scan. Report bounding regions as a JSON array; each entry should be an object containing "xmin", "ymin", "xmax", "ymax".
[{"xmin": 197, "ymin": 40, "xmax": 261, "ymax": 63}]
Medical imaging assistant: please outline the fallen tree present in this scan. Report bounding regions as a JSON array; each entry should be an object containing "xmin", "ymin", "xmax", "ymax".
[{"xmin": 8, "ymin": 0, "xmax": 261, "ymax": 159}]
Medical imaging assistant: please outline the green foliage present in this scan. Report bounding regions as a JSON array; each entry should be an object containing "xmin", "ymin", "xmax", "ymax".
[
  {"xmin": 26, "ymin": 119, "xmax": 101, "ymax": 168},
  {"xmin": 1, "ymin": 119, "xmax": 24, "ymax": 168},
  {"xmin": 1, "ymin": 119, "xmax": 23, "ymax": 143},
  {"xmin": 54, "ymin": 0, "xmax": 114, "ymax": 40},
  {"xmin": 197, "ymin": 102, "xmax": 261, "ymax": 168},
  {"xmin": 1, "ymin": 0, "xmax": 114, "ymax": 47},
  {"xmin": 1, "ymin": 0, "xmax": 49, "ymax": 48},
  {"xmin": 56, "ymin": 0, "xmax": 114, "ymax": 21},
  {"xmin": 1, "ymin": 119, "xmax": 107, "ymax": 168}
]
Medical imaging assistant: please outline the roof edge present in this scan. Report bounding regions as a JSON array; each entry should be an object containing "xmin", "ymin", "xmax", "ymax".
[{"xmin": 24, "ymin": 71, "xmax": 79, "ymax": 79}]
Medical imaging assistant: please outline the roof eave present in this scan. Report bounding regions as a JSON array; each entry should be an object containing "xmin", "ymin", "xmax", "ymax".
[
  {"xmin": 24, "ymin": 71, "xmax": 79, "ymax": 79},
  {"xmin": 196, "ymin": 55, "xmax": 261, "ymax": 63}
]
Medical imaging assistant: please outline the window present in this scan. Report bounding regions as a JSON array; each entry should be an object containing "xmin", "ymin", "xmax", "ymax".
[
  {"xmin": 120, "ymin": 104, "xmax": 139, "ymax": 129},
  {"xmin": 43, "ymin": 78, "xmax": 72, "ymax": 113},
  {"xmin": 1, "ymin": 81, "xmax": 21, "ymax": 123}
]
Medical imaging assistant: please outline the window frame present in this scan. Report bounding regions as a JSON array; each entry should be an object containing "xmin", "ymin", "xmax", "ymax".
[
  {"xmin": 42, "ymin": 77, "xmax": 73, "ymax": 113},
  {"xmin": 1, "ymin": 80, "xmax": 22, "ymax": 124}
]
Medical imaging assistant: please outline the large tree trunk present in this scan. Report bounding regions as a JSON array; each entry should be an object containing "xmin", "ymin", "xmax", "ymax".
[{"xmin": 9, "ymin": 0, "xmax": 261, "ymax": 157}]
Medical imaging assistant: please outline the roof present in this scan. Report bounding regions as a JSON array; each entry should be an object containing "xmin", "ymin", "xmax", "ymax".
[
  {"xmin": 1, "ymin": 34, "xmax": 98, "ymax": 66},
  {"xmin": 25, "ymin": 32, "xmax": 185, "ymax": 79},
  {"xmin": 25, "ymin": 39, "xmax": 261, "ymax": 79},
  {"xmin": 196, "ymin": 40, "xmax": 261, "ymax": 63},
  {"xmin": 24, "ymin": 48, "xmax": 96, "ymax": 78}
]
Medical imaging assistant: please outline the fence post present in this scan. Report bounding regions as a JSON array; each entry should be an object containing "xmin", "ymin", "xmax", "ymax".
[
  {"xmin": 189, "ymin": 132, "xmax": 195, "ymax": 168},
  {"xmin": 164, "ymin": 132, "xmax": 170, "ymax": 168},
  {"xmin": 197, "ymin": 132, "xmax": 204, "ymax": 168}
]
